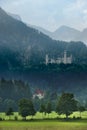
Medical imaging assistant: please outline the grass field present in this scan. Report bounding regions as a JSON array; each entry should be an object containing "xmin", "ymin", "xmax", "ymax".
[
  {"xmin": 0, "ymin": 120, "xmax": 87, "ymax": 130},
  {"xmin": 0, "ymin": 111, "xmax": 87, "ymax": 130}
]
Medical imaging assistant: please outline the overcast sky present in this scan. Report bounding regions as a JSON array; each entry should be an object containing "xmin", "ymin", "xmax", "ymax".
[{"xmin": 0, "ymin": 0, "xmax": 87, "ymax": 31}]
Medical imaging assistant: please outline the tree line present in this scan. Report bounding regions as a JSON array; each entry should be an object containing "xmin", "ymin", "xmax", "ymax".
[
  {"xmin": 0, "ymin": 78, "xmax": 87, "ymax": 114},
  {"xmin": 4, "ymin": 92, "xmax": 86, "ymax": 120}
]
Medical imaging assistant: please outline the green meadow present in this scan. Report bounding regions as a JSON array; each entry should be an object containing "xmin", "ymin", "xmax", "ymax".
[
  {"xmin": 0, "ymin": 111, "xmax": 87, "ymax": 130},
  {"xmin": 0, "ymin": 120, "xmax": 87, "ymax": 130}
]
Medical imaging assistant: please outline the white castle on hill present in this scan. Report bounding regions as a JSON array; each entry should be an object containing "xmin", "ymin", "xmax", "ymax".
[{"xmin": 45, "ymin": 51, "xmax": 72, "ymax": 65}]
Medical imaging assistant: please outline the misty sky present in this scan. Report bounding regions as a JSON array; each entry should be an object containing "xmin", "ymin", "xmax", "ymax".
[{"xmin": 0, "ymin": 0, "xmax": 87, "ymax": 31}]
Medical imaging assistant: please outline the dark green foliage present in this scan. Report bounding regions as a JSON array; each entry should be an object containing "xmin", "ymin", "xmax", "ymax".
[
  {"xmin": 78, "ymin": 105, "xmax": 86, "ymax": 118},
  {"xmin": 3, "ymin": 99, "xmax": 16, "ymax": 111},
  {"xmin": 0, "ymin": 117, "xmax": 3, "ymax": 121},
  {"xmin": 6, "ymin": 107, "xmax": 13, "ymax": 116},
  {"xmin": 0, "ymin": 79, "xmax": 32, "ymax": 111},
  {"xmin": 40, "ymin": 103, "xmax": 46, "ymax": 113},
  {"xmin": 56, "ymin": 93, "xmax": 78, "ymax": 118},
  {"xmin": 14, "ymin": 116, "xmax": 18, "ymax": 121},
  {"xmin": 39, "ymin": 102, "xmax": 46, "ymax": 118},
  {"xmin": 33, "ymin": 97, "xmax": 41, "ymax": 111},
  {"xmin": 39, "ymin": 101, "xmax": 52, "ymax": 117},
  {"xmin": 18, "ymin": 98, "xmax": 36, "ymax": 119},
  {"xmin": 26, "ymin": 63, "xmax": 87, "ymax": 73},
  {"xmin": 78, "ymin": 105, "xmax": 85, "ymax": 112},
  {"xmin": 85, "ymin": 100, "xmax": 87, "ymax": 109},
  {"xmin": 46, "ymin": 101, "xmax": 52, "ymax": 115}
]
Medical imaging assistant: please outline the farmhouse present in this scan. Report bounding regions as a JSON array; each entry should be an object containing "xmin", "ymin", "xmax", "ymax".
[{"xmin": 33, "ymin": 89, "xmax": 44, "ymax": 99}]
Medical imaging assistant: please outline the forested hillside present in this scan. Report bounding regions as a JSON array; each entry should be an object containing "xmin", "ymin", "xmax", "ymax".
[{"xmin": 0, "ymin": 7, "xmax": 87, "ymax": 73}]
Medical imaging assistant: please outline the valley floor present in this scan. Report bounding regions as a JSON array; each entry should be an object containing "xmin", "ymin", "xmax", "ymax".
[
  {"xmin": 0, "ymin": 120, "xmax": 87, "ymax": 130},
  {"xmin": 0, "ymin": 111, "xmax": 87, "ymax": 130}
]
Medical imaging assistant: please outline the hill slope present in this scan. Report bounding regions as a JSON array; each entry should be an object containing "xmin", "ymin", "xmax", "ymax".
[{"xmin": 0, "ymin": 7, "xmax": 87, "ymax": 71}]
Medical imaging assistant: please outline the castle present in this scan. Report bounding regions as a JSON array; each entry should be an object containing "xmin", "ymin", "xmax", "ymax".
[{"xmin": 45, "ymin": 51, "xmax": 72, "ymax": 65}]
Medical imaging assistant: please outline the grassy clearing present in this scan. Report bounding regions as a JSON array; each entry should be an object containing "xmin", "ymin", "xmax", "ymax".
[{"xmin": 0, "ymin": 120, "xmax": 87, "ymax": 130}]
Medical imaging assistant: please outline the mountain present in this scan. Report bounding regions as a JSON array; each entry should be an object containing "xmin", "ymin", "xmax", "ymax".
[
  {"xmin": 31, "ymin": 24, "xmax": 87, "ymax": 44},
  {"xmin": 0, "ymin": 7, "xmax": 54, "ymax": 68},
  {"xmin": 4, "ymin": 11, "xmax": 87, "ymax": 44},
  {"xmin": 0, "ymin": 7, "xmax": 87, "ymax": 71},
  {"xmin": 75, "ymin": 28, "xmax": 87, "ymax": 43},
  {"xmin": 54, "ymin": 26, "xmax": 87, "ymax": 44},
  {"xmin": 51, "ymin": 25, "xmax": 81, "ymax": 41},
  {"xmin": 0, "ymin": 8, "xmax": 87, "ymax": 110},
  {"xmin": 28, "ymin": 24, "xmax": 81, "ymax": 41}
]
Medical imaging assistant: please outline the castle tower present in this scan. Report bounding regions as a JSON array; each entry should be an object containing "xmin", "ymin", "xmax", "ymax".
[
  {"xmin": 45, "ymin": 54, "xmax": 49, "ymax": 65},
  {"xmin": 68, "ymin": 54, "xmax": 72, "ymax": 64},
  {"xmin": 63, "ymin": 51, "xmax": 67, "ymax": 64}
]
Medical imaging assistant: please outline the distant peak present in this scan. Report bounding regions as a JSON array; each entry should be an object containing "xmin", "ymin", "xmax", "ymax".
[
  {"xmin": 59, "ymin": 25, "xmax": 69, "ymax": 28},
  {"xmin": 54, "ymin": 25, "xmax": 80, "ymax": 33},
  {"xmin": 83, "ymin": 28, "xmax": 87, "ymax": 32},
  {"xmin": 58, "ymin": 25, "xmax": 76, "ymax": 30}
]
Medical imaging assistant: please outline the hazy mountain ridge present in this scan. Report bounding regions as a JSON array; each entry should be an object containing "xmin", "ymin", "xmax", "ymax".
[
  {"xmin": 8, "ymin": 11, "xmax": 87, "ymax": 44},
  {"xmin": 51, "ymin": 25, "xmax": 81, "ymax": 41},
  {"xmin": 31, "ymin": 24, "xmax": 87, "ymax": 44},
  {"xmin": 28, "ymin": 24, "xmax": 51, "ymax": 36}
]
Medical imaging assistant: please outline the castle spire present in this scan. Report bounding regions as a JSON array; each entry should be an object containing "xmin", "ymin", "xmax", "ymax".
[
  {"xmin": 45, "ymin": 54, "xmax": 49, "ymax": 65},
  {"xmin": 63, "ymin": 51, "xmax": 67, "ymax": 64}
]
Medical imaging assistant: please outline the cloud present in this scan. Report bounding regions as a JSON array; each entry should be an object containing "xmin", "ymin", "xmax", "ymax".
[
  {"xmin": 0, "ymin": 0, "xmax": 87, "ymax": 31},
  {"xmin": 83, "ymin": 10, "xmax": 87, "ymax": 14},
  {"xmin": 0, "ymin": 0, "xmax": 67, "ymax": 31},
  {"xmin": 61, "ymin": 0, "xmax": 87, "ymax": 30}
]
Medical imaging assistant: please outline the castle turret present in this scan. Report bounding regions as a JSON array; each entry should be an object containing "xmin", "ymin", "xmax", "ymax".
[
  {"xmin": 63, "ymin": 51, "xmax": 72, "ymax": 64},
  {"xmin": 45, "ymin": 54, "xmax": 49, "ymax": 65},
  {"xmin": 63, "ymin": 51, "xmax": 67, "ymax": 64}
]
